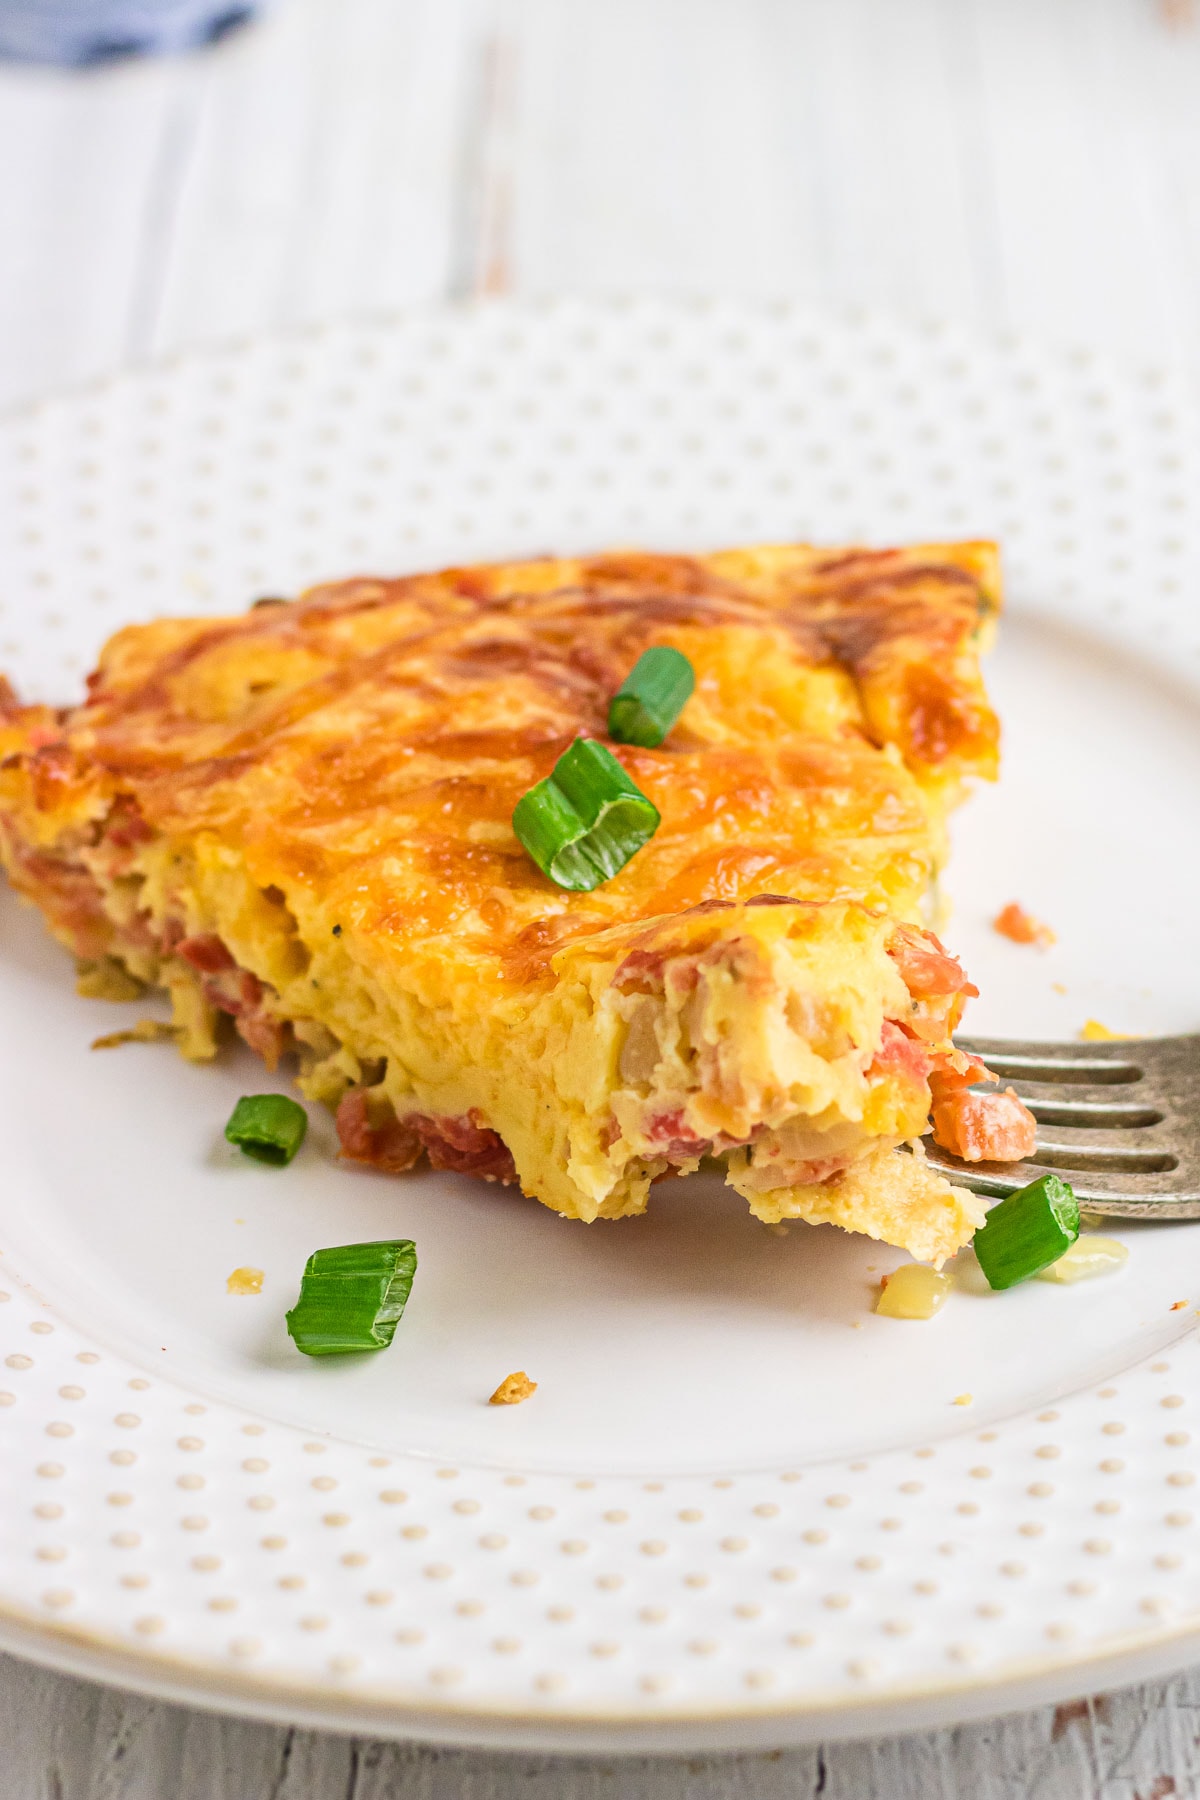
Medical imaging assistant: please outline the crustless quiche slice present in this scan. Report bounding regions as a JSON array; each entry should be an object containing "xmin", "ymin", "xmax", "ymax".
[{"xmin": 0, "ymin": 544, "xmax": 1035, "ymax": 1264}]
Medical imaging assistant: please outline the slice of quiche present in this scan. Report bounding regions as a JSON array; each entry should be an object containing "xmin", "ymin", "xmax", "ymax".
[{"xmin": 0, "ymin": 543, "xmax": 1034, "ymax": 1264}]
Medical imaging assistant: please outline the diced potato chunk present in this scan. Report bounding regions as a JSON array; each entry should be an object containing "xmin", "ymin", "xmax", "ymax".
[
  {"xmin": 1036, "ymin": 1236, "xmax": 1128, "ymax": 1284},
  {"xmin": 875, "ymin": 1263, "xmax": 951, "ymax": 1319}
]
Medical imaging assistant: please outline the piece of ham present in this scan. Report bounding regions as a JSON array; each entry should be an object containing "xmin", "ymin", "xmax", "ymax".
[
  {"xmin": 869, "ymin": 1018, "xmax": 935, "ymax": 1086},
  {"xmin": 930, "ymin": 1083, "xmax": 1037, "ymax": 1163},
  {"xmin": 176, "ymin": 933, "xmax": 238, "ymax": 974},
  {"xmin": 992, "ymin": 901, "xmax": 1055, "ymax": 948},
  {"xmin": 887, "ymin": 922, "xmax": 980, "ymax": 1043},
  {"xmin": 412, "ymin": 1111, "xmax": 518, "ymax": 1182},
  {"xmin": 887, "ymin": 923, "xmax": 978, "ymax": 1004},
  {"xmin": 336, "ymin": 1091, "xmax": 516, "ymax": 1183},
  {"xmin": 176, "ymin": 935, "xmax": 288, "ymax": 1068},
  {"xmin": 336, "ymin": 1090, "xmax": 422, "ymax": 1172},
  {"xmin": 641, "ymin": 1107, "xmax": 713, "ymax": 1160}
]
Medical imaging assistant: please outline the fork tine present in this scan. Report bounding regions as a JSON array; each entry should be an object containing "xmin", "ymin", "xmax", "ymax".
[
  {"xmin": 957, "ymin": 1034, "xmax": 1149, "ymax": 1061},
  {"xmin": 1000, "ymin": 1133, "xmax": 1176, "ymax": 1173},
  {"xmin": 925, "ymin": 1032, "xmax": 1200, "ymax": 1220},
  {"xmin": 920, "ymin": 1144, "xmax": 1195, "ymax": 1206},
  {"xmin": 957, "ymin": 1035, "xmax": 1145, "ymax": 1087},
  {"xmin": 1019, "ymin": 1095, "xmax": 1165, "ymax": 1127}
]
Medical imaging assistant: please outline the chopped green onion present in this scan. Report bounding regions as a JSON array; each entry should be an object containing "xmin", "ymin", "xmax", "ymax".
[
  {"xmin": 224, "ymin": 1093, "xmax": 308, "ymax": 1166},
  {"xmin": 973, "ymin": 1172, "xmax": 1080, "ymax": 1290},
  {"xmin": 512, "ymin": 736, "xmax": 661, "ymax": 892},
  {"xmin": 285, "ymin": 1239, "xmax": 418, "ymax": 1357},
  {"xmin": 608, "ymin": 646, "xmax": 695, "ymax": 748}
]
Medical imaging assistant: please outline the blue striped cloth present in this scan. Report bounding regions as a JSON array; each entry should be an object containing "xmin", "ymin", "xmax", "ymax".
[{"xmin": 0, "ymin": 0, "xmax": 261, "ymax": 63}]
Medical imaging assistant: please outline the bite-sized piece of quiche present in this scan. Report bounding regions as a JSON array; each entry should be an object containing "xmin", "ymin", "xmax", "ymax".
[{"xmin": 0, "ymin": 542, "xmax": 1033, "ymax": 1264}]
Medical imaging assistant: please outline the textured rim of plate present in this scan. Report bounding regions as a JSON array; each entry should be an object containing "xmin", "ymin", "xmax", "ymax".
[{"xmin": 1, "ymin": 296, "xmax": 1199, "ymax": 1750}]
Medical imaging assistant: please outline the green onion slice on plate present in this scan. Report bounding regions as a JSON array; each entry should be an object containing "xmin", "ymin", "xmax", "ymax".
[
  {"xmin": 972, "ymin": 1172, "xmax": 1080, "ymax": 1290},
  {"xmin": 512, "ymin": 736, "xmax": 661, "ymax": 892},
  {"xmin": 224, "ymin": 1093, "xmax": 308, "ymax": 1166},
  {"xmin": 608, "ymin": 646, "xmax": 695, "ymax": 748},
  {"xmin": 285, "ymin": 1240, "xmax": 418, "ymax": 1357}
]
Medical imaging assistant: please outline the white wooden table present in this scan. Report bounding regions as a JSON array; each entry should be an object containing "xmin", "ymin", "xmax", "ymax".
[{"xmin": 3, "ymin": 0, "xmax": 1200, "ymax": 1791}]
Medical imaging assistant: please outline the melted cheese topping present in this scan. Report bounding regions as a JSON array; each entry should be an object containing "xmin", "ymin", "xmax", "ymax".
[{"xmin": 0, "ymin": 542, "xmax": 1001, "ymax": 1259}]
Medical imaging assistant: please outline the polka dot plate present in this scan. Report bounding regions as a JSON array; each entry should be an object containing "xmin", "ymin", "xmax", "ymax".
[{"xmin": 1, "ymin": 298, "xmax": 1199, "ymax": 1751}]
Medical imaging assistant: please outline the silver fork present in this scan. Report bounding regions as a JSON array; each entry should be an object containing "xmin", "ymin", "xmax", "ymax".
[{"xmin": 921, "ymin": 1034, "xmax": 1200, "ymax": 1219}]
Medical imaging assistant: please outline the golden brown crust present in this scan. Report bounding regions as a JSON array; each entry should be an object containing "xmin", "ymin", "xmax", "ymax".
[
  {"xmin": 0, "ymin": 542, "xmax": 1001, "ymax": 1255},
  {"xmin": 0, "ymin": 542, "xmax": 998, "ymax": 987}
]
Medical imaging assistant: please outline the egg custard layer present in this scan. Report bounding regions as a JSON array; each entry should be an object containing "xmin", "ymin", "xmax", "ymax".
[{"xmin": 0, "ymin": 543, "xmax": 1006, "ymax": 1263}]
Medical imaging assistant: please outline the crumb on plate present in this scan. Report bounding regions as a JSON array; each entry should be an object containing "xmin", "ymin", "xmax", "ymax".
[
  {"xmin": 1171, "ymin": 1299, "xmax": 1189, "ymax": 1311},
  {"xmin": 226, "ymin": 1266, "xmax": 264, "ymax": 1295},
  {"xmin": 993, "ymin": 902, "xmax": 1056, "ymax": 948},
  {"xmin": 1052, "ymin": 982, "xmax": 1068, "ymax": 996},
  {"xmin": 952, "ymin": 1393, "xmax": 973, "ymax": 1407},
  {"xmin": 91, "ymin": 1019, "xmax": 178, "ymax": 1051},
  {"xmin": 489, "ymin": 1371, "xmax": 537, "ymax": 1406},
  {"xmin": 1079, "ymin": 1020, "xmax": 1135, "ymax": 1042}
]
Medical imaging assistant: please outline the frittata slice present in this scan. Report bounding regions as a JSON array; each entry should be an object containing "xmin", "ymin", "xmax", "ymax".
[{"xmin": 0, "ymin": 543, "xmax": 1028, "ymax": 1263}]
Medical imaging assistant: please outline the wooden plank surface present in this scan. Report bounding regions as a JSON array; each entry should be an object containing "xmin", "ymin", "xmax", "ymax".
[
  {"xmin": 4, "ymin": 1649, "xmax": 1200, "ymax": 1798},
  {"xmin": 2, "ymin": 0, "xmax": 1200, "ymax": 1792}
]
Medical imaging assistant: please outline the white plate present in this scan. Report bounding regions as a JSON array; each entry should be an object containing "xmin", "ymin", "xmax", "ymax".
[{"xmin": 1, "ymin": 298, "xmax": 1199, "ymax": 1753}]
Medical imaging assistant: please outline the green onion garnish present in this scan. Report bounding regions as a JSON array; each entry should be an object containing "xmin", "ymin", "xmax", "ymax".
[
  {"xmin": 224, "ymin": 1094, "xmax": 309, "ymax": 1166},
  {"xmin": 285, "ymin": 1239, "xmax": 418, "ymax": 1357},
  {"xmin": 608, "ymin": 646, "xmax": 695, "ymax": 748},
  {"xmin": 512, "ymin": 737, "xmax": 661, "ymax": 892},
  {"xmin": 973, "ymin": 1172, "xmax": 1080, "ymax": 1290}
]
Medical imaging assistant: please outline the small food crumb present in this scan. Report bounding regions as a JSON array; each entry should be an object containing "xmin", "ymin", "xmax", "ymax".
[
  {"xmin": 1079, "ymin": 1020, "xmax": 1135, "ymax": 1042},
  {"xmin": 1052, "ymin": 982, "xmax": 1068, "ymax": 996},
  {"xmin": 993, "ymin": 902, "xmax": 1055, "ymax": 948},
  {"xmin": 1171, "ymin": 1299, "xmax": 1189, "ymax": 1312},
  {"xmin": 1036, "ymin": 1238, "xmax": 1128, "ymax": 1284},
  {"xmin": 91, "ymin": 1019, "xmax": 178, "ymax": 1051},
  {"xmin": 226, "ymin": 1267, "xmax": 264, "ymax": 1295},
  {"xmin": 952, "ymin": 1393, "xmax": 973, "ymax": 1407},
  {"xmin": 875, "ymin": 1264, "xmax": 951, "ymax": 1320},
  {"xmin": 489, "ymin": 1371, "xmax": 537, "ymax": 1406}
]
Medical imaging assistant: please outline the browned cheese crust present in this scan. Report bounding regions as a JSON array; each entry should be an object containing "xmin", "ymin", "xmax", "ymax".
[{"xmin": 0, "ymin": 543, "xmax": 1001, "ymax": 1256}]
